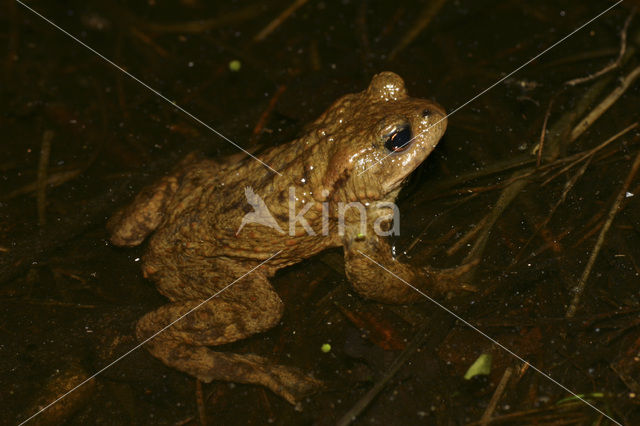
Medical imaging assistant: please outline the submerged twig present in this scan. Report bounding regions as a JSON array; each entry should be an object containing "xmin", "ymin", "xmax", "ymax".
[
  {"xmin": 5, "ymin": 0, "xmax": 18, "ymax": 81},
  {"xmin": 536, "ymin": 97, "xmax": 555, "ymax": 167},
  {"xmin": 254, "ymin": 0, "xmax": 309, "ymax": 42},
  {"xmin": 388, "ymin": 0, "xmax": 448, "ymax": 60},
  {"xmin": 479, "ymin": 366, "xmax": 514, "ymax": 425},
  {"xmin": 37, "ymin": 130, "xmax": 54, "ymax": 227},
  {"xmin": 143, "ymin": 4, "xmax": 263, "ymax": 34},
  {"xmin": 356, "ymin": 0, "xmax": 371, "ymax": 68},
  {"xmin": 447, "ymin": 214, "xmax": 488, "ymax": 256},
  {"xmin": 4, "ymin": 169, "xmax": 85, "ymax": 201},
  {"xmin": 460, "ymin": 20, "xmax": 638, "ymax": 274},
  {"xmin": 250, "ymin": 85, "xmax": 287, "ymax": 146},
  {"xmin": 542, "ymin": 122, "xmax": 638, "ymax": 187},
  {"xmin": 0, "ymin": 298, "xmax": 96, "ymax": 309},
  {"xmin": 514, "ymin": 123, "xmax": 636, "ymax": 269},
  {"xmin": 336, "ymin": 319, "xmax": 432, "ymax": 426},
  {"xmin": 421, "ymin": 123, "xmax": 634, "ymax": 218},
  {"xmin": 565, "ymin": 8, "xmax": 635, "ymax": 86},
  {"xmin": 196, "ymin": 380, "xmax": 207, "ymax": 426},
  {"xmin": 129, "ymin": 27, "xmax": 168, "ymax": 58},
  {"xmin": 514, "ymin": 157, "xmax": 592, "ymax": 265},
  {"xmin": 463, "ymin": 178, "xmax": 528, "ymax": 266},
  {"xmin": 566, "ymin": 148, "xmax": 640, "ymax": 317},
  {"xmin": 403, "ymin": 194, "xmax": 477, "ymax": 257},
  {"xmin": 468, "ymin": 401, "xmax": 589, "ymax": 425},
  {"xmin": 570, "ymin": 65, "xmax": 640, "ymax": 142}
]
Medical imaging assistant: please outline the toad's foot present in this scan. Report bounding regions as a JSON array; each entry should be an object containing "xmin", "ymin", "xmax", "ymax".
[
  {"xmin": 140, "ymin": 329, "xmax": 322, "ymax": 405},
  {"xmin": 151, "ymin": 346, "xmax": 323, "ymax": 404},
  {"xmin": 423, "ymin": 258, "xmax": 480, "ymax": 295},
  {"xmin": 136, "ymin": 271, "xmax": 322, "ymax": 404}
]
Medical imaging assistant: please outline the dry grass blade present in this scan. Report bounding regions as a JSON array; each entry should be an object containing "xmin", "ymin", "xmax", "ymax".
[
  {"xmin": 566, "ymin": 148, "xmax": 640, "ymax": 317},
  {"xmin": 37, "ymin": 130, "xmax": 54, "ymax": 227}
]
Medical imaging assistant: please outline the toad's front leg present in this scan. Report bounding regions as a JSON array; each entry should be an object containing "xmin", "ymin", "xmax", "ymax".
[
  {"xmin": 342, "ymin": 222, "xmax": 476, "ymax": 304},
  {"xmin": 135, "ymin": 272, "xmax": 322, "ymax": 404}
]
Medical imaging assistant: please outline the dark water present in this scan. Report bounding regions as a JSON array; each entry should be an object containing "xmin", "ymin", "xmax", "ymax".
[{"xmin": 2, "ymin": 0, "xmax": 639, "ymax": 424}]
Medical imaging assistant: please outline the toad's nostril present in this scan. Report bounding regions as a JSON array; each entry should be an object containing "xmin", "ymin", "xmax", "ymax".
[{"xmin": 421, "ymin": 109, "xmax": 432, "ymax": 117}]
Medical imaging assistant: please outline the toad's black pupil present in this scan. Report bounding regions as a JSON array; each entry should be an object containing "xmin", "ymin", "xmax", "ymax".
[{"xmin": 384, "ymin": 125, "xmax": 412, "ymax": 152}]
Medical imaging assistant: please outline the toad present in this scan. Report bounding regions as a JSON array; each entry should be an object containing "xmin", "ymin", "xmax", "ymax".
[{"xmin": 107, "ymin": 72, "xmax": 469, "ymax": 404}]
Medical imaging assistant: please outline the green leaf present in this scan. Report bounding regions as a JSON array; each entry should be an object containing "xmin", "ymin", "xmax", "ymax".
[{"xmin": 464, "ymin": 353, "xmax": 492, "ymax": 380}]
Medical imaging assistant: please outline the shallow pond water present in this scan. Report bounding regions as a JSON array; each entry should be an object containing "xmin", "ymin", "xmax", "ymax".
[{"xmin": 2, "ymin": 0, "xmax": 639, "ymax": 424}]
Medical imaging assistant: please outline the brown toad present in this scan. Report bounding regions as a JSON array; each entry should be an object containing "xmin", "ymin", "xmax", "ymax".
[{"xmin": 107, "ymin": 72, "xmax": 467, "ymax": 404}]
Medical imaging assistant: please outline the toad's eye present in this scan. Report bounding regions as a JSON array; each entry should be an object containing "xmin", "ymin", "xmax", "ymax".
[{"xmin": 384, "ymin": 125, "xmax": 412, "ymax": 152}]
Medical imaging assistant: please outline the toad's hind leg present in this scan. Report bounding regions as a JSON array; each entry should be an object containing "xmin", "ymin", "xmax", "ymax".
[{"xmin": 136, "ymin": 273, "xmax": 322, "ymax": 404}]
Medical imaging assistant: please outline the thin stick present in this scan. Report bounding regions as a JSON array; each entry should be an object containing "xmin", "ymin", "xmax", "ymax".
[
  {"xmin": 143, "ymin": 5, "xmax": 263, "ymax": 34},
  {"xmin": 463, "ymin": 178, "xmax": 528, "ymax": 265},
  {"xmin": 479, "ymin": 366, "xmax": 514, "ymax": 425},
  {"xmin": 515, "ymin": 157, "xmax": 592, "ymax": 265},
  {"xmin": 250, "ymin": 85, "xmax": 287, "ymax": 145},
  {"xmin": 388, "ymin": 0, "xmax": 448, "ymax": 59},
  {"xmin": 570, "ymin": 65, "xmax": 640, "ymax": 142},
  {"xmin": 565, "ymin": 9, "xmax": 635, "ymax": 86},
  {"xmin": 254, "ymin": 0, "xmax": 309, "ymax": 42},
  {"xmin": 447, "ymin": 214, "xmax": 489, "ymax": 256},
  {"xmin": 196, "ymin": 380, "xmax": 206, "ymax": 426},
  {"xmin": 468, "ymin": 401, "xmax": 588, "ymax": 425},
  {"xmin": 460, "ymin": 42, "xmax": 622, "ymax": 268},
  {"xmin": 5, "ymin": 0, "xmax": 18, "ymax": 81},
  {"xmin": 537, "ymin": 98, "xmax": 555, "ymax": 167},
  {"xmin": 37, "ymin": 130, "xmax": 54, "ymax": 227},
  {"xmin": 566, "ymin": 148, "xmax": 640, "ymax": 317},
  {"xmin": 336, "ymin": 320, "xmax": 432, "ymax": 426},
  {"xmin": 542, "ymin": 122, "xmax": 638, "ymax": 187}
]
